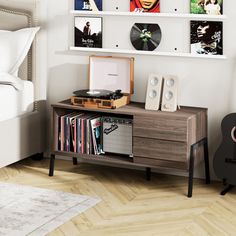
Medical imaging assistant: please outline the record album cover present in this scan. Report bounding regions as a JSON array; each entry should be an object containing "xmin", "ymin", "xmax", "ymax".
[
  {"xmin": 130, "ymin": 0, "xmax": 160, "ymax": 13},
  {"xmin": 75, "ymin": 0, "xmax": 102, "ymax": 11},
  {"xmin": 190, "ymin": 21, "xmax": 223, "ymax": 55},
  {"xmin": 190, "ymin": 0, "xmax": 223, "ymax": 15},
  {"xmin": 74, "ymin": 17, "xmax": 102, "ymax": 48},
  {"xmin": 90, "ymin": 117, "xmax": 102, "ymax": 155}
]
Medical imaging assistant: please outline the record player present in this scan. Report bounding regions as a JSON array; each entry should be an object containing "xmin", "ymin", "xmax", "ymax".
[{"xmin": 71, "ymin": 56, "xmax": 134, "ymax": 109}]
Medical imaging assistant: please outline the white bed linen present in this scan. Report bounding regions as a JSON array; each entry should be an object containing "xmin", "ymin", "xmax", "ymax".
[{"xmin": 0, "ymin": 80, "xmax": 34, "ymax": 121}]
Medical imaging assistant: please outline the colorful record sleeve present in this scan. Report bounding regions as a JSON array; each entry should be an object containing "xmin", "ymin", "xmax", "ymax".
[
  {"xmin": 190, "ymin": 0, "xmax": 223, "ymax": 15},
  {"xmin": 130, "ymin": 0, "xmax": 160, "ymax": 13},
  {"xmin": 75, "ymin": 0, "xmax": 102, "ymax": 11}
]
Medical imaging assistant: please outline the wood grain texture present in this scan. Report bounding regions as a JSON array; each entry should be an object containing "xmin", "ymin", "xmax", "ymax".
[
  {"xmin": 133, "ymin": 137, "xmax": 187, "ymax": 162},
  {"xmin": 133, "ymin": 115, "xmax": 188, "ymax": 142},
  {"xmin": 134, "ymin": 156, "xmax": 187, "ymax": 170},
  {"xmin": 187, "ymin": 110, "xmax": 208, "ymax": 145},
  {"xmin": 53, "ymin": 110, "xmax": 59, "ymax": 151},
  {"xmin": 52, "ymin": 102, "xmax": 207, "ymax": 173},
  {"xmin": 0, "ymin": 159, "xmax": 235, "ymax": 236},
  {"xmin": 52, "ymin": 101, "xmax": 206, "ymax": 118}
]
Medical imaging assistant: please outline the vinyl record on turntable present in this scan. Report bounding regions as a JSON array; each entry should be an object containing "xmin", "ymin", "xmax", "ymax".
[
  {"xmin": 130, "ymin": 23, "xmax": 162, "ymax": 51},
  {"xmin": 73, "ymin": 89, "xmax": 113, "ymax": 99}
]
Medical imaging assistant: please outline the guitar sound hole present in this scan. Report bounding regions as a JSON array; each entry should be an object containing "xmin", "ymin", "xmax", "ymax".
[
  {"xmin": 231, "ymin": 126, "xmax": 236, "ymax": 143},
  {"xmin": 234, "ymin": 129, "xmax": 236, "ymax": 140}
]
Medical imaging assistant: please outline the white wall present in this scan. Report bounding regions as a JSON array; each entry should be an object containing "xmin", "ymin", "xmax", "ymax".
[{"xmin": 46, "ymin": 0, "xmax": 236, "ymax": 179}]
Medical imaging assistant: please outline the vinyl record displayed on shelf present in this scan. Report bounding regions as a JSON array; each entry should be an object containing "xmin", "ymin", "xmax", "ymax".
[{"xmin": 130, "ymin": 23, "xmax": 162, "ymax": 51}]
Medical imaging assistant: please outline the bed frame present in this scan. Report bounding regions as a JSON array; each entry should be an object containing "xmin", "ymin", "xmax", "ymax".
[{"xmin": 0, "ymin": 2, "xmax": 46, "ymax": 168}]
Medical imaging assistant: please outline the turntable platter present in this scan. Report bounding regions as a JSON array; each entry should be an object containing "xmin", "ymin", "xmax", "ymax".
[{"xmin": 73, "ymin": 89, "xmax": 114, "ymax": 99}]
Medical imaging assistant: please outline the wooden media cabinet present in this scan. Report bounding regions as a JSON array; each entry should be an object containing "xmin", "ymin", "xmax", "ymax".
[{"xmin": 49, "ymin": 100, "xmax": 210, "ymax": 197}]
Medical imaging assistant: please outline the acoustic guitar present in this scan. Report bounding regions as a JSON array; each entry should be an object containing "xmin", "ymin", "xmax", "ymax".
[{"xmin": 213, "ymin": 113, "xmax": 236, "ymax": 187}]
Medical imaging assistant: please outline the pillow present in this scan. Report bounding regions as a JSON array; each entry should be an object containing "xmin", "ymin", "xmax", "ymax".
[
  {"xmin": 0, "ymin": 72, "xmax": 24, "ymax": 90},
  {"xmin": 0, "ymin": 27, "xmax": 40, "ymax": 75}
]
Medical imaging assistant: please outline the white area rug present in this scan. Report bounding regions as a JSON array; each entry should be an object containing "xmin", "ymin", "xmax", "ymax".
[{"xmin": 0, "ymin": 183, "xmax": 100, "ymax": 236}]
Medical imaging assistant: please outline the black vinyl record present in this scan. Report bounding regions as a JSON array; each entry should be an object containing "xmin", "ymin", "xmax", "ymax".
[
  {"xmin": 130, "ymin": 23, "xmax": 162, "ymax": 51},
  {"xmin": 73, "ymin": 89, "xmax": 113, "ymax": 99},
  {"xmin": 73, "ymin": 89, "xmax": 124, "ymax": 100}
]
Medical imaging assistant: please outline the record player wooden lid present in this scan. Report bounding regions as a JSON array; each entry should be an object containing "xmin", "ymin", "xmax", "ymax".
[{"xmin": 89, "ymin": 56, "xmax": 134, "ymax": 96}]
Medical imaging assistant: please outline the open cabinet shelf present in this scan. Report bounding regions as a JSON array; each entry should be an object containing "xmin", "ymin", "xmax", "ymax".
[{"xmin": 50, "ymin": 100, "xmax": 210, "ymax": 198}]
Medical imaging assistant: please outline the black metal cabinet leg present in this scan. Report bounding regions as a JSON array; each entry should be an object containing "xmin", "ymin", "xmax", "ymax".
[
  {"xmin": 221, "ymin": 185, "xmax": 234, "ymax": 195},
  {"xmin": 73, "ymin": 157, "xmax": 78, "ymax": 165},
  {"xmin": 188, "ymin": 145, "xmax": 195, "ymax": 198},
  {"xmin": 49, "ymin": 154, "xmax": 55, "ymax": 177},
  {"xmin": 203, "ymin": 138, "xmax": 210, "ymax": 184},
  {"xmin": 187, "ymin": 138, "xmax": 210, "ymax": 198},
  {"xmin": 146, "ymin": 167, "xmax": 151, "ymax": 181}
]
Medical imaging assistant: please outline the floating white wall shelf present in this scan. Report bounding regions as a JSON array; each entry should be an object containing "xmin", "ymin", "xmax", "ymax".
[
  {"xmin": 70, "ymin": 10, "xmax": 226, "ymax": 20},
  {"xmin": 69, "ymin": 47, "xmax": 226, "ymax": 59}
]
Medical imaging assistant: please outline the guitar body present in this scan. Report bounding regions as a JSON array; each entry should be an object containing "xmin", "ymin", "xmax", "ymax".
[{"xmin": 213, "ymin": 113, "xmax": 236, "ymax": 185}]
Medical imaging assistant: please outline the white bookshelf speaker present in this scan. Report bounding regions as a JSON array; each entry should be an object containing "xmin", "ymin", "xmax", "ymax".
[
  {"xmin": 145, "ymin": 74, "xmax": 163, "ymax": 111},
  {"xmin": 161, "ymin": 75, "xmax": 179, "ymax": 112}
]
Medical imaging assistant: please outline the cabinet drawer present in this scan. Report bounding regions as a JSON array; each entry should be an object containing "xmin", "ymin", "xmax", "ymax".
[
  {"xmin": 133, "ymin": 115, "xmax": 188, "ymax": 142},
  {"xmin": 134, "ymin": 157, "xmax": 187, "ymax": 170},
  {"xmin": 133, "ymin": 137, "xmax": 188, "ymax": 162}
]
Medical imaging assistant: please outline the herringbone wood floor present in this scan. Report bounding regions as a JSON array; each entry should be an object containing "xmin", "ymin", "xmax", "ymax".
[{"xmin": 0, "ymin": 158, "xmax": 236, "ymax": 236}]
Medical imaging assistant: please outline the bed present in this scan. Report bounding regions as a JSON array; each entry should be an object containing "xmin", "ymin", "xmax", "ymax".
[
  {"xmin": 0, "ymin": 2, "xmax": 46, "ymax": 168},
  {"xmin": 0, "ymin": 80, "xmax": 34, "ymax": 122}
]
